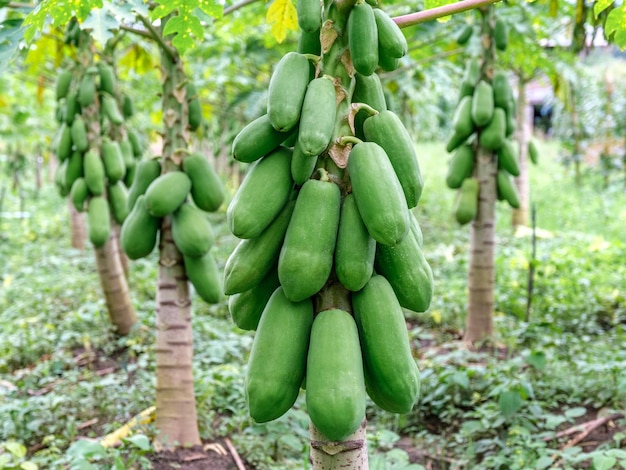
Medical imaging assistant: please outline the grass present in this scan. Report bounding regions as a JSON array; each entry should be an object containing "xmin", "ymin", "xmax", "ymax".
[{"xmin": 0, "ymin": 140, "xmax": 625, "ymax": 469}]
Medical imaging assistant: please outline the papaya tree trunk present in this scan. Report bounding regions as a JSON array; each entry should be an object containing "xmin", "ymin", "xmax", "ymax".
[
  {"xmin": 94, "ymin": 234, "xmax": 137, "ymax": 335},
  {"xmin": 512, "ymin": 78, "xmax": 532, "ymax": 228},
  {"xmin": 68, "ymin": 199, "xmax": 86, "ymax": 250},
  {"xmin": 112, "ymin": 222, "xmax": 129, "ymax": 278},
  {"xmin": 310, "ymin": 420, "xmax": 368, "ymax": 469},
  {"xmin": 464, "ymin": 6, "xmax": 496, "ymax": 343},
  {"xmin": 153, "ymin": 23, "xmax": 201, "ymax": 449}
]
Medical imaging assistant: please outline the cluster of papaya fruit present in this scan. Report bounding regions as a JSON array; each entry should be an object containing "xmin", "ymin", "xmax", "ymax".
[
  {"xmin": 224, "ymin": 3, "xmax": 431, "ymax": 441},
  {"xmin": 52, "ymin": 62, "xmax": 143, "ymax": 247},
  {"xmin": 445, "ymin": 17, "xmax": 523, "ymax": 225},
  {"xmin": 120, "ymin": 150, "xmax": 226, "ymax": 304}
]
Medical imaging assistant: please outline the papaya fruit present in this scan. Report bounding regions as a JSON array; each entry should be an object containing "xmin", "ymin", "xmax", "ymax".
[
  {"xmin": 352, "ymin": 274, "xmax": 421, "ymax": 413},
  {"xmin": 410, "ymin": 212, "xmax": 424, "ymax": 247},
  {"xmin": 70, "ymin": 177, "xmax": 89, "ymax": 212},
  {"xmin": 122, "ymin": 94, "xmax": 134, "ymax": 119},
  {"xmin": 297, "ymin": 0, "xmax": 322, "ymax": 32},
  {"xmin": 56, "ymin": 69, "xmax": 72, "ymax": 101},
  {"xmin": 471, "ymin": 80, "xmax": 495, "ymax": 127},
  {"xmin": 87, "ymin": 196, "xmax": 111, "ymax": 248},
  {"xmin": 228, "ymin": 269, "xmax": 280, "ymax": 331},
  {"xmin": 246, "ymin": 287, "xmax": 313, "ymax": 423},
  {"xmin": 445, "ymin": 130, "xmax": 468, "ymax": 154},
  {"xmin": 306, "ymin": 309, "xmax": 366, "ymax": 441},
  {"xmin": 454, "ymin": 177, "xmax": 479, "ymax": 225},
  {"xmin": 124, "ymin": 160, "xmax": 136, "ymax": 188},
  {"xmin": 65, "ymin": 91, "xmax": 79, "ymax": 124},
  {"xmin": 78, "ymin": 74, "xmax": 96, "ymax": 108},
  {"xmin": 181, "ymin": 153, "xmax": 225, "ymax": 212},
  {"xmin": 56, "ymin": 123, "xmax": 72, "ymax": 161},
  {"xmin": 446, "ymin": 144, "xmax": 474, "ymax": 189},
  {"xmin": 352, "ymin": 72, "xmax": 387, "ymax": 137},
  {"xmin": 184, "ymin": 252, "xmax": 222, "ymax": 303},
  {"xmin": 224, "ymin": 199, "xmax": 295, "ymax": 295},
  {"xmin": 373, "ymin": 8, "xmax": 407, "ymax": 58},
  {"xmin": 70, "ymin": 116, "xmax": 88, "ymax": 153},
  {"xmin": 377, "ymin": 53, "xmax": 399, "ymax": 72},
  {"xmin": 348, "ymin": 142, "xmax": 409, "ymax": 246},
  {"xmin": 494, "ymin": 19, "xmax": 508, "ymax": 51},
  {"xmin": 127, "ymin": 129, "xmax": 143, "ymax": 157},
  {"xmin": 233, "ymin": 114, "xmax": 293, "ymax": 163},
  {"xmin": 453, "ymin": 95, "xmax": 475, "ymax": 140},
  {"xmin": 497, "ymin": 139, "xmax": 520, "ymax": 176},
  {"xmin": 497, "ymin": 170, "xmax": 520, "ymax": 209},
  {"xmin": 268, "ymin": 52, "xmax": 311, "ymax": 133},
  {"xmin": 65, "ymin": 151, "xmax": 83, "ymax": 190},
  {"xmin": 187, "ymin": 83, "xmax": 202, "ymax": 131},
  {"xmin": 101, "ymin": 139, "xmax": 126, "ymax": 183},
  {"xmin": 144, "ymin": 171, "xmax": 192, "ymax": 217},
  {"xmin": 127, "ymin": 159, "xmax": 161, "ymax": 212},
  {"xmin": 374, "ymin": 220, "xmax": 433, "ymax": 313},
  {"xmin": 171, "ymin": 203, "xmax": 215, "ymax": 258},
  {"xmin": 55, "ymin": 160, "xmax": 70, "ymax": 196},
  {"xmin": 108, "ymin": 181, "xmax": 129, "ymax": 224},
  {"xmin": 506, "ymin": 109, "xmax": 516, "ymax": 137},
  {"xmin": 298, "ymin": 28, "xmax": 322, "ymax": 57},
  {"xmin": 492, "ymin": 71, "xmax": 512, "ymax": 110},
  {"xmin": 55, "ymin": 104, "xmax": 66, "ymax": 124},
  {"xmin": 298, "ymin": 76, "xmax": 336, "ymax": 157},
  {"xmin": 334, "ymin": 193, "xmax": 375, "ymax": 291},
  {"xmin": 363, "ymin": 110, "xmax": 424, "ymax": 208},
  {"xmin": 479, "ymin": 107, "xmax": 506, "ymax": 150},
  {"xmin": 348, "ymin": 3, "xmax": 378, "ymax": 76},
  {"xmin": 119, "ymin": 139, "xmax": 134, "ymax": 168},
  {"xmin": 98, "ymin": 63, "xmax": 116, "ymax": 95},
  {"xmin": 463, "ymin": 58, "xmax": 481, "ymax": 88},
  {"xmin": 456, "ymin": 24, "xmax": 474, "ymax": 45},
  {"xmin": 102, "ymin": 93, "xmax": 123, "ymax": 125},
  {"xmin": 291, "ymin": 139, "xmax": 318, "ymax": 185},
  {"xmin": 83, "ymin": 150, "xmax": 105, "ymax": 196},
  {"xmin": 227, "ymin": 146, "xmax": 293, "ymax": 239},
  {"xmin": 278, "ymin": 179, "xmax": 340, "ymax": 302},
  {"xmin": 529, "ymin": 139, "xmax": 539, "ymax": 165},
  {"xmin": 120, "ymin": 195, "xmax": 160, "ymax": 260}
]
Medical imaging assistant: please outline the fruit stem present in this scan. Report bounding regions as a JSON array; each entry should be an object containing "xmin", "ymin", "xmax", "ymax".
[
  {"xmin": 351, "ymin": 102, "xmax": 379, "ymax": 117},
  {"xmin": 339, "ymin": 135, "xmax": 363, "ymax": 147}
]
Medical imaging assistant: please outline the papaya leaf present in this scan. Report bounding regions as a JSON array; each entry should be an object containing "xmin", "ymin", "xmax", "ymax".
[
  {"xmin": 22, "ymin": 0, "xmax": 103, "ymax": 43},
  {"xmin": 266, "ymin": 0, "xmax": 298, "ymax": 44},
  {"xmin": 594, "ymin": 0, "xmax": 614, "ymax": 18},
  {"xmin": 424, "ymin": 0, "xmax": 454, "ymax": 22},
  {"xmin": 81, "ymin": 8, "xmax": 119, "ymax": 46},
  {"xmin": 604, "ymin": 6, "xmax": 626, "ymax": 50}
]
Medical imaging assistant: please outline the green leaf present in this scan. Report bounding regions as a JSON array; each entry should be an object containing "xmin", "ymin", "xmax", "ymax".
[
  {"xmin": 5, "ymin": 441, "xmax": 27, "ymax": 458},
  {"xmin": 424, "ymin": 0, "xmax": 454, "ymax": 22},
  {"xmin": 564, "ymin": 407, "xmax": 587, "ymax": 418},
  {"xmin": 526, "ymin": 350, "xmax": 547, "ymax": 370},
  {"xmin": 123, "ymin": 434, "xmax": 151, "ymax": 451},
  {"xmin": 535, "ymin": 455, "xmax": 554, "ymax": 469},
  {"xmin": 20, "ymin": 462, "xmax": 38, "ymax": 470},
  {"xmin": 81, "ymin": 8, "xmax": 119, "ymax": 45},
  {"xmin": 498, "ymin": 390, "xmax": 522, "ymax": 418},
  {"xmin": 66, "ymin": 440, "xmax": 107, "ymax": 459},
  {"xmin": 594, "ymin": 0, "xmax": 614, "ymax": 18},
  {"xmin": 604, "ymin": 6, "xmax": 626, "ymax": 50},
  {"xmin": 593, "ymin": 454, "xmax": 617, "ymax": 470}
]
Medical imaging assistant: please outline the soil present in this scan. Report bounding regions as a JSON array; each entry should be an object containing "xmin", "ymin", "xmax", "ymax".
[{"xmin": 147, "ymin": 439, "xmax": 250, "ymax": 470}]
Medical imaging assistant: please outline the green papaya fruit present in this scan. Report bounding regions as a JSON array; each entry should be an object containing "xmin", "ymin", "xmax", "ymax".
[
  {"xmin": 65, "ymin": 151, "xmax": 83, "ymax": 190},
  {"xmin": 298, "ymin": 28, "xmax": 322, "ymax": 57},
  {"xmin": 298, "ymin": 77, "xmax": 336, "ymax": 157},
  {"xmin": 228, "ymin": 269, "xmax": 280, "ymax": 331},
  {"xmin": 291, "ymin": 139, "xmax": 318, "ymax": 185},
  {"xmin": 268, "ymin": 52, "xmax": 311, "ymax": 132},
  {"xmin": 334, "ymin": 193, "xmax": 375, "ymax": 291},
  {"xmin": 98, "ymin": 63, "xmax": 116, "ymax": 95},
  {"xmin": 56, "ymin": 69, "xmax": 72, "ymax": 101},
  {"xmin": 374, "ymin": 220, "xmax": 433, "ymax": 313},
  {"xmin": 70, "ymin": 177, "xmax": 89, "ymax": 212},
  {"xmin": 181, "ymin": 153, "xmax": 225, "ymax": 212},
  {"xmin": 453, "ymin": 95, "xmax": 475, "ymax": 140},
  {"xmin": 101, "ymin": 139, "xmax": 126, "ymax": 183},
  {"xmin": 497, "ymin": 139, "xmax": 520, "ymax": 176},
  {"xmin": 57, "ymin": 123, "xmax": 73, "ymax": 161},
  {"xmin": 471, "ymin": 80, "xmax": 495, "ymax": 128},
  {"xmin": 120, "ymin": 194, "xmax": 160, "ymax": 260},
  {"xmin": 227, "ymin": 146, "xmax": 293, "ymax": 239},
  {"xmin": 363, "ymin": 110, "xmax": 424, "ymax": 208},
  {"xmin": 352, "ymin": 72, "xmax": 387, "ymax": 137},
  {"xmin": 122, "ymin": 94, "xmax": 134, "ymax": 119},
  {"xmin": 463, "ymin": 58, "xmax": 481, "ymax": 88},
  {"xmin": 246, "ymin": 287, "xmax": 313, "ymax": 423},
  {"xmin": 306, "ymin": 309, "xmax": 366, "ymax": 441},
  {"xmin": 479, "ymin": 108, "xmax": 506, "ymax": 150},
  {"xmin": 297, "ymin": 0, "xmax": 322, "ymax": 32},
  {"xmin": 377, "ymin": 52, "xmax": 400, "ymax": 72},
  {"xmin": 127, "ymin": 129, "xmax": 143, "ymax": 158},
  {"xmin": 108, "ymin": 181, "xmax": 129, "ymax": 225},
  {"xmin": 127, "ymin": 159, "xmax": 162, "ymax": 212},
  {"xmin": 187, "ymin": 83, "xmax": 202, "ymax": 132},
  {"xmin": 78, "ymin": 74, "xmax": 96, "ymax": 108},
  {"xmin": 87, "ymin": 196, "xmax": 111, "ymax": 248},
  {"xmin": 348, "ymin": 3, "xmax": 379, "ymax": 76},
  {"xmin": 278, "ymin": 179, "xmax": 340, "ymax": 302},
  {"xmin": 224, "ymin": 199, "xmax": 296, "ymax": 295},
  {"xmin": 446, "ymin": 144, "xmax": 475, "ymax": 189},
  {"xmin": 171, "ymin": 203, "xmax": 215, "ymax": 258},
  {"xmin": 83, "ymin": 149, "xmax": 105, "ymax": 196},
  {"xmin": 494, "ymin": 19, "xmax": 508, "ymax": 51},
  {"xmin": 529, "ymin": 139, "xmax": 539, "ymax": 165},
  {"xmin": 373, "ymin": 8, "xmax": 407, "ymax": 58},
  {"xmin": 70, "ymin": 116, "xmax": 88, "ymax": 153},
  {"xmin": 497, "ymin": 170, "xmax": 520, "ymax": 208},
  {"xmin": 492, "ymin": 71, "xmax": 512, "ymax": 110},
  {"xmin": 456, "ymin": 24, "xmax": 474, "ymax": 45},
  {"xmin": 184, "ymin": 252, "xmax": 222, "ymax": 303},
  {"xmin": 454, "ymin": 177, "xmax": 479, "ymax": 225},
  {"xmin": 353, "ymin": 274, "xmax": 421, "ymax": 413},
  {"xmin": 144, "ymin": 171, "xmax": 192, "ymax": 217},
  {"xmin": 119, "ymin": 139, "xmax": 135, "ymax": 168},
  {"xmin": 102, "ymin": 94, "xmax": 124, "ymax": 125},
  {"xmin": 233, "ymin": 114, "xmax": 293, "ymax": 163},
  {"xmin": 65, "ymin": 91, "xmax": 79, "ymax": 124},
  {"xmin": 348, "ymin": 142, "xmax": 409, "ymax": 246}
]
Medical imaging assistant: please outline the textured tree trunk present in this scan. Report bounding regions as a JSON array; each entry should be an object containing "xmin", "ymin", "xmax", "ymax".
[
  {"xmin": 310, "ymin": 420, "xmax": 368, "ymax": 469},
  {"xmin": 112, "ymin": 222, "xmax": 129, "ymax": 278},
  {"xmin": 68, "ymin": 199, "xmax": 86, "ymax": 250},
  {"xmin": 464, "ymin": 6, "xmax": 496, "ymax": 343},
  {"xmin": 512, "ymin": 79, "xmax": 533, "ymax": 228},
  {"xmin": 153, "ymin": 21, "xmax": 201, "ymax": 449},
  {"xmin": 465, "ymin": 146, "xmax": 497, "ymax": 342},
  {"xmin": 94, "ymin": 234, "xmax": 138, "ymax": 336}
]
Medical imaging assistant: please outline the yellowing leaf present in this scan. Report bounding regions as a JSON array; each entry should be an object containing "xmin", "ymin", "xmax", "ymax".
[
  {"xmin": 266, "ymin": 0, "xmax": 297, "ymax": 44},
  {"xmin": 3, "ymin": 275, "xmax": 13, "ymax": 288}
]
